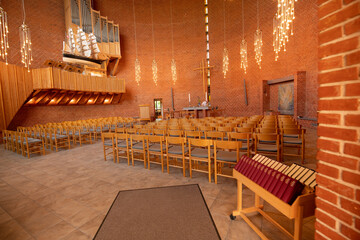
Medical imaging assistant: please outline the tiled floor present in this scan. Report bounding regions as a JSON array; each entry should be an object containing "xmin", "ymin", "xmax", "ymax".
[{"xmin": 0, "ymin": 128, "xmax": 317, "ymax": 239}]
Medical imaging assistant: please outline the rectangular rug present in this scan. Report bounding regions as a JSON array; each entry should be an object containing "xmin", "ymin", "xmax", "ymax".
[{"xmin": 94, "ymin": 184, "xmax": 220, "ymax": 240}]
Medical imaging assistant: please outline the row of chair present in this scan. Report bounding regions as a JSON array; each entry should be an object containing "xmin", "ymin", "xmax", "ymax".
[{"xmin": 102, "ymin": 133, "xmax": 244, "ymax": 183}]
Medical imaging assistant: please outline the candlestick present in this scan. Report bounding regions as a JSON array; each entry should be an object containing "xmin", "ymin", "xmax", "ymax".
[{"xmin": 188, "ymin": 93, "xmax": 190, "ymax": 103}]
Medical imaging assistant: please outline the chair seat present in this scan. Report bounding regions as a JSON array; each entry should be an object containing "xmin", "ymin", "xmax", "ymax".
[
  {"xmin": 117, "ymin": 140, "xmax": 130, "ymax": 148},
  {"xmin": 216, "ymin": 150, "xmax": 238, "ymax": 162},
  {"xmin": 103, "ymin": 140, "xmax": 113, "ymax": 146},
  {"xmin": 191, "ymin": 148, "xmax": 214, "ymax": 158},
  {"xmin": 24, "ymin": 138, "xmax": 42, "ymax": 144},
  {"xmin": 51, "ymin": 134, "xmax": 68, "ymax": 140},
  {"xmin": 257, "ymin": 144, "xmax": 278, "ymax": 152},
  {"xmin": 132, "ymin": 142, "xmax": 146, "ymax": 150},
  {"xmin": 283, "ymin": 137, "xmax": 302, "ymax": 144},
  {"xmin": 167, "ymin": 145, "xmax": 187, "ymax": 155},
  {"xmin": 259, "ymin": 140, "xmax": 276, "ymax": 144},
  {"xmin": 284, "ymin": 134, "xmax": 299, "ymax": 138},
  {"xmin": 149, "ymin": 143, "xmax": 164, "ymax": 152}
]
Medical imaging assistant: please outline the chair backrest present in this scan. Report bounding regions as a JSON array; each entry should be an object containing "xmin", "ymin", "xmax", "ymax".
[
  {"xmin": 115, "ymin": 133, "xmax": 128, "ymax": 142},
  {"xmin": 168, "ymin": 125, "xmax": 181, "ymax": 130},
  {"xmin": 101, "ymin": 132, "xmax": 113, "ymax": 142},
  {"xmin": 234, "ymin": 127, "xmax": 252, "ymax": 133},
  {"xmin": 182, "ymin": 125, "xmax": 196, "ymax": 131},
  {"xmin": 153, "ymin": 129, "xmax": 166, "ymax": 136},
  {"xmin": 168, "ymin": 129, "xmax": 183, "ymax": 137},
  {"xmin": 281, "ymin": 128, "xmax": 304, "ymax": 137},
  {"xmin": 115, "ymin": 127, "xmax": 126, "ymax": 133},
  {"xmin": 185, "ymin": 130, "xmax": 201, "ymax": 139},
  {"xmin": 147, "ymin": 135, "xmax": 164, "ymax": 144},
  {"xmin": 205, "ymin": 131, "xmax": 224, "ymax": 140},
  {"xmin": 256, "ymin": 128, "xmax": 278, "ymax": 134},
  {"xmin": 189, "ymin": 138, "xmax": 212, "ymax": 148},
  {"xmin": 126, "ymin": 128, "xmax": 138, "ymax": 134},
  {"xmin": 139, "ymin": 129, "xmax": 152, "ymax": 135},
  {"xmin": 199, "ymin": 126, "xmax": 213, "ymax": 132},
  {"xmin": 214, "ymin": 140, "xmax": 241, "ymax": 153},
  {"xmin": 130, "ymin": 134, "xmax": 145, "ymax": 143},
  {"xmin": 166, "ymin": 136, "xmax": 186, "ymax": 146},
  {"xmin": 217, "ymin": 126, "xmax": 232, "ymax": 132},
  {"xmin": 228, "ymin": 132, "xmax": 251, "ymax": 141}
]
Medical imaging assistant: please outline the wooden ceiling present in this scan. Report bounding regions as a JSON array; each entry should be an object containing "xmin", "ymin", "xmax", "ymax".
[{"xmin": 25, "ymin": 89, "xmax": 123, "ymax": 106}]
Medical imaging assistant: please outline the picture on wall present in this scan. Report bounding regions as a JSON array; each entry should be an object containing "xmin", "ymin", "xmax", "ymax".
[{"xmin": 278, "ymin": 82, "xmax": 294, "ymax": 115}]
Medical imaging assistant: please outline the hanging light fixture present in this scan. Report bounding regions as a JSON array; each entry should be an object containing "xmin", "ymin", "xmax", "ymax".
[
  {"xmin": 0, "ymin": 2, "xmax": 9, "ymax": 65},
  {"xmin": 254, "ymin": 0, "xmax": 263, "ymax": 69},
  {"xmin": 169, "ymin": 0, "xmax": 177, "ymax": 85},
  {"xmin": 132, "ymin": 0, "xmax": 141, "ymax": 85},
  {"xmin": 20, "ymin": 0, "xmax": 32, "ymax": 71},
  {"xmin": 150, "ymin": 0, "xmax": 158, "ymax": 86},
  {"xmin": 222, "ymin": 0, "xmax": 229, "ymax": 78},
  {"xmin": 240, "ymin": 0, "xmax": 247, "ymax": 74},
  {"xmin": 273, "ymin": 0, "xmax": 297, "ymax": 61}
]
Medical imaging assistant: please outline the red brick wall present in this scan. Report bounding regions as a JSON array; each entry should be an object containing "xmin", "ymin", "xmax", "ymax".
[
  {"xmin": 316, "ymin": 1, "xmax": 360, "ymax": 239},
  {"xmin": 209, "ymin": 0, "xmax": 318, "ymax": 119},
  {"xmin": 6, "ymin": 0, "xmax": 317, "ymax": 127}
]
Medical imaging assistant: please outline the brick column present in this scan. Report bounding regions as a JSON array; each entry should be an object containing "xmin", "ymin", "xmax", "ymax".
[{"xmin": 316, "ymin": 1, "xmax": 360, "ymax": 239}]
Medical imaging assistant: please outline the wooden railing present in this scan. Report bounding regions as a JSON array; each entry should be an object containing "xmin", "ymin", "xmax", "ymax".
[
  {"xmin": 0, "ymin": 63, "xmax": 125, "ymax": 132},
  {"xmin": 32, "ymin": 67, "xmax": 125, "ymax": 93}
]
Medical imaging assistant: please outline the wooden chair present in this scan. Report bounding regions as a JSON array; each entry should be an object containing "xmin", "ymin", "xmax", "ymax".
[
  {"xmin": 228, "ymin": 132, "xmax": 252, "ymax": 157},
  {"xmin": 130, "ymin": 134, "xmax": 147, "ymax": 168},
  {"xmin": 126, "ymin": 128, "xmax": 138, "ymax": 135},
  {"xmin": 182, "ymin": 125, "xmax": 196, "ymax": 131},
  {"xmin": 46, "ymin": 129, "xmax": 71, "ymax": 152},
  {"xmin": 75, "ymin": 126, "xmax": 92, "ymax": 146},
  {"xmin": 188, "ymin": 138, "xmax": 214, "ymax": 182},
  {"xmin": 205, "ymin": 131, "xmax": 225, "ymax": 140},
  {"xmin": 281, "ymin": 128, "xmax": 306, "ymax": 164},
  {"xmin": 217, "ymin": 126, "xmax": 232, "ymax": 133},
  {"xmin": 198, "ymin": 126, "xmax": 214, "ymax": 132},
  {"xmin": 20, "ymin": 133, "xmax": 45, "ymax": 158},
  {"xmin": 214, "ymin": 140, "xmax": 241, "ymax": 183},
  {"xmin": 138, "ymin": 128, "xmax": 152, "ymax": 135},
  {"xmin": 254, "ymin": 133, "xmax": 281, "ymax": 162},
  {"xmin": 147, "ymin": 135, "xmax": 165, "ymax": 172},
  {"xmin": 115, "ymin": 133, "xmax": 130, "ymax": 164},
  {"xmin": 185, "ymin": 130, "xmax": 201, "ymax": 139},
  {"xmin": 102, "ymin": 132, "xmax": 116, "ymax": 162},
  {"xmin": 153, "ymin": 129, "xmax": 166, "ymax": 136},
  {"xmin": 167, "ymin": 129, "xmax": 183, "ymax": 137},
  {"xmin": 2, "ymin": 130, "xmax": 9, "ymax": 150},
  {"xmin": 166, "ymin": 137, "xmax": 188, "ymax": 177},
  {"xmin": 234, "ymin": 127, "xmax": 253, "ymax": 133},
  {"xmin": 168, "ymin": 125, "xmax": 182, "ymax": 130},
  {"xmin": 115, "ymin": 127, "xmax": 126, "ymax": 134}
]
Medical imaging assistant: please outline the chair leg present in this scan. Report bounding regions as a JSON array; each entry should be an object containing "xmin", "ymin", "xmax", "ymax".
[
  {"xmin": 208, "ymin": 160, "xmax": 212, "ymax": 183},
  {"xmin": 167, "ymin": 155, "xmax": 170, "ymax": 174},
  {"xmin": 189, "ymin": 158, "xmax": 192, "ymax": 178},
  {"xmin": 214, "ymin": 160, "xmax": 218, "ymax": 184}
]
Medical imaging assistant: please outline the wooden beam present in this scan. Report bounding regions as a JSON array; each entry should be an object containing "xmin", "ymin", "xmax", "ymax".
[
  {"xmin": 34, "ymin": 91, "xmax": 50, "ymax": 104},
  {"xmin": 55, "ymin": 92, "xmax": 67, "ymax": 104},
  {"xmin": 108, "ymin": 94, "xmax": 115, "ymax": 104},
  {"xmin": 267, "ymin": 75, "xmax": 294, "ymax": 85},
  {"xmin": 75, "ymin": 93, "xmax": 85, "ymax": 104},
  {"xmin": 65, "ymin": 92, "xmax": 77, "ymax": 105},
  {"xmin": 93, "ymin": 93, "xmax": 101, "ymax": 104},
  {"xmin": 44, "ymin": 91, "xmax": 60, "ymax": 105},
  {"xmin": 111, "ymin": 58, "xmax": 120, "ymax": 76}
]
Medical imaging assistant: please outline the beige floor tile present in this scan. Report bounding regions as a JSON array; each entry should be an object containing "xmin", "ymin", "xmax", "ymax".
[
  {"xmin": 0, "ymin": 219, "xmax": 33, "ymax": 240},
  {"xmin": 35, "ymin": 220, "xmax": 76, "ymax": 240},
  {"xmin": 16, "ymin": 212, "xmax": 63, "ymax": 235},
  {"xmin": 61, "ymin": 230, "xmax": 91, "ymax": 240},
  {"xmin": 78, "ymin": 214, "xmax": 105, "ymax": 238}
]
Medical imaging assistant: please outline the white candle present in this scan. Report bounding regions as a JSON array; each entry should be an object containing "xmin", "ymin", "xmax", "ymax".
[{"xmin": 189, "ymin": 93, "xmax": 191, "ymax": 103}]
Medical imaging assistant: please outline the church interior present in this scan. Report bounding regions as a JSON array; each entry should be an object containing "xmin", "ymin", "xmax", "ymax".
[{"xmin": 0, "ymin": 0, "xmax": 359, "ymax": 239}]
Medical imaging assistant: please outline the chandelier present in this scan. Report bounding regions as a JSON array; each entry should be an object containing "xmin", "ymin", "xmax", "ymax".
[
  {"xmin": 170, "ymin": 0, "xmax": 177, "ymax": 84},
  {"xmin": 273, "ymin": 0, "xmax": 297, "ymax": 61},
  {"xmin": 20, "ymin": 0, "xmax": 32, "ymax": 71},
  {"xmin": 0, "ymin": 6, "xmax": 9, "ymax": 64},
  {"xmin": 171, "ymin": 59, "xmax": 177, "ymax": 84},
  {"xmin": 222, "ymin": 0, "xmax": 229, "ymax": 78},
  {"xmin": 133, "ymin": 0, "xmax": 141, "ymax": 85},
  {"xmin": 240, "ymin": 0, "xmax": 247, "ymax": 74},
  {"xmin": 135, "ymin": 58, "xmax": 141, "ymax": 85},
  {"xmin": 223, "ymin": 47, "xmax": 229, "ymax": 78},
  {"xmin": 150, "ymin": 0, "xmax": 158, "ymax": 86},
  {"xmin": 254, "ymin": 0, "xmax": 263, "ymax": 69},
  {"xmin": 152, "ymin": 59, "xmax": 158, "ymax": 86}
]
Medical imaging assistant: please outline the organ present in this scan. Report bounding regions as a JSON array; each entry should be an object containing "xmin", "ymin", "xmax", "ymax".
[{"xmin": 230, "ymin": 154, "xmax": 316, "ymax": 240}]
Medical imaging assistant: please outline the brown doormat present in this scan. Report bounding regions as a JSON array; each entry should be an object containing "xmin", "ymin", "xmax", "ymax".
[{"xmin": 94, "ymin": 184, "xmax": 220, "ymax": 240}]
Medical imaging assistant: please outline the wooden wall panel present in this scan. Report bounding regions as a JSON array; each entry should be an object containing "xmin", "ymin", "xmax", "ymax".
[{"xmin": 0, "ymin": 62, "xmax": 33, "ymax": 131}]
